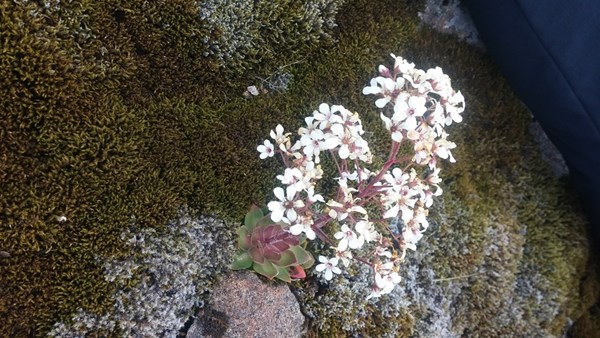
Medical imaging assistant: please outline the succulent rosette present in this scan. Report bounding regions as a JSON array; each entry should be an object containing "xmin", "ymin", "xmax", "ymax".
[{"xmin": 232, "ymin": 205, "xmax": 314, "ymax": 282}]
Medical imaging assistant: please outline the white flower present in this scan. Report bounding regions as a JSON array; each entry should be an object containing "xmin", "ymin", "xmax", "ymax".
[
  {"xmin": 257, "ymin": 139, "xmax": 275, "ymax": 159},
  {"xmin": 433, "ymin": 137, "xmax": 457, "ymax": 163},
  {"xmin": 289, "ymin": 216, "xmax": 316, "ymax": 240},
  {"xmin": 380, "ymin": 113, "xmax": 403, "ymax": 143},
  {"xmin": 306, "ymin": 186, "xmax": 324, "ymax": 203},
  {"xmin": 253, "ymin": 55, "xmax": 464, "ymax": 300},
  {"xmin": 445, "ymin": 91, "xmax": 465, "ymax": 125},
  {"xmin": 378, "ymin": 64, "xmax": 391, "ymax": 77},
  {"xmin": 335, "ymin": 249, "xmax": 353, "ymax": 267},
  {"xmin": 313, "ymin": 103, "xmax": 343, "ymax": 129},
  {"xmin": 355, "ymin": 220, "xmax": 378, "ymax": 243},
  {"xmin": 383, "ymin": 204, "xmax": 400, "ymax": 219},
  {"xmin": 267, "ymin": 186, "xmax": 305, "ymax": 223},
  {"xmin": 367, "ymin": 287, "xmax": 384, "ymax": 300},
  {"xmin": 368, "ymin": 261, "xmax": 401, "ymax": 298},
  {"xmin": 362, "ymin": 76, "xmax": 399, "ymax": 108},
  {"xmin": 404, "ymin": 68, "xmax": 428, "ymax": 92},
  {"xmin": 402, "ymin": 224, "xmax": 423, "ymax": 251},
  {"xmin": 276, "ymin": 168, "xmax": 306, "ymax": 194},
  {"xmin": 426, "ymin": 67, "xmax": 452, "ymax": 97},
  {"xmin": 391, "ymin": 53, "xmax": 415, "ymax": 74},
  {"xmin": 393, "ymin": 95, "xmax": 427, "ymax": 131},
  {"xmin": 375, "ymin": 270, "xmax": 401, "ymax": 294},
  {"xmin": 270, "ymin": 124, "xmax": 291, "ymax": 148},
  {"xmin": 315, "ymin": 256, "xmax": 341, "ymax": 281},
  {"xmin": 299, "ymin": 128, "xmax": 330, "ymax": 163},
  {"xmin": 334, "ymin": 224, "xmax": 365, "ymax": 251},
  {"xmin": 375, "ymin": 246, "xmax": 392, "ymax": 258},
  {"xmin": 384, "ymin": 168, "xmax": 408, "ymax": 190}
]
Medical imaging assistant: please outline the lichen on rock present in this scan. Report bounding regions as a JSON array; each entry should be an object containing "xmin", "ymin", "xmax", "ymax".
[{"xmin": 47, "ymin": 208, "xmax": 235, "ymax": 337}]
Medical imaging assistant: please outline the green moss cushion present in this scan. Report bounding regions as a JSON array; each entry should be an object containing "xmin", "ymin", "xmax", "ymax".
[{"xmin": 1, "ymin": 0, "xmax": 597, "ymax": 336}]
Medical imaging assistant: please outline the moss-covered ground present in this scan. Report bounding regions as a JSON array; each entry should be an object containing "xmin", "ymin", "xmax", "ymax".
[{"xmin": 1, "ymin": 0, "xmax": 598, "ymax": 336}]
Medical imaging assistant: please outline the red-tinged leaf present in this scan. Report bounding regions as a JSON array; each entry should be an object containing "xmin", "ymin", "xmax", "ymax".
[
  {"xmin": 252, "ymin": 224, "xmax": 298, "ymax": 256},
  {"xmin": 269, "ymin": 240, "xmax": 290, "ymax": 252},
  {"xmin": 262, "ymin": 247, "xmax": 282, "ymax": 262},
  {"xmin": 283, "ymin": 234, "xmax": 300, "ymax": 246},
  {"xmin": 289, "ymin": 265, "xmax": 306, "ymax": 279},
  {"xmin": 244, "ymin": 205, "xmax": 264, "ymax": 231},
  {"xmin": 231, "ymin": 251, "xmax": 253, "ymax": 270},
  {"xmin": 249, "ymin": 247, "xmax": 265, "ymax": 264},
  {"xmin": 254, "ymin": 261, "xmax": 278, "ymax": 279},
  {"xmin": 261, "ymin": 224, "xmax": 279, "ymax": 242}
]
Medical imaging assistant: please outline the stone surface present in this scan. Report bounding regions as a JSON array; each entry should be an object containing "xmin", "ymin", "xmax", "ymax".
[
  {"xmin": 419, "ymin": 0, "xmax": 482, "ymax": 48},
  {"xmin": 187, "ymin": 271, "xmax": 305, "ymax": 338},
  {"xmin": 529, "ymin": 121, "xmax": 569, "ymax": 177}
]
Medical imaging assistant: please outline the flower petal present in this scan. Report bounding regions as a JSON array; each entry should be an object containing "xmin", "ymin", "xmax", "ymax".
[
  {"xmin": 324, "ymin": 269, "xmax": 333, "ymax": 280},
  {"xmin": 383, "ymin": 205, "xmax": 400, "ymax": 219},
  {"xmin": 273, "ymin": 187, "xmax": 285, "ymax": 201}
]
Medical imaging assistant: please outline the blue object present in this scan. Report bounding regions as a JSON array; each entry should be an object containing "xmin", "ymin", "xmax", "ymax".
[{"xmin": 465, "ymin": 1, "xmax": 600, "ymax": 239}]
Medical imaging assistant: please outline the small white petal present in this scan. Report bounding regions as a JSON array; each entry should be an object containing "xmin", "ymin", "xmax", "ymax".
[
  {"xmin": 285, "ymin": 186, "xmax": 296, "ymax": 200},
  {"xmin": 338, "ymin": 145, "xmax": 350, "ymax": 159},
  {"xmin": 375, "ymin": 97, "xmax": 391, "ymax": 108},
  {"xmin": 289, "ymin": 224, "xmax": 303, "ymax": 236},
  {"xmin": 286, "ymin": 208, "xmax": 297, "ymax": 222},
  {"xmin": 324, "ymin": 137, "xmax": 340, "ymax": 150},
  {"xmin": 273, "ymin": 187, "xmax": 285, "ymax": 201},
  {"xmin": 392, "ymin": 131, "xmax": 403, "ymax": 143},
  {"xmin": 330, "ymin": 123, "xmax": 344, "ymax": 136},
  {"xmin": 270, "ymin": 207, "xmax": 284, "ymax": 222},
  {"xmin": 383, "ymin": 205, "xmax": 400, "ymax": 219},
  {"xmin": 338, "ymin": 238, "xmax": 348, "ymax": 251}
]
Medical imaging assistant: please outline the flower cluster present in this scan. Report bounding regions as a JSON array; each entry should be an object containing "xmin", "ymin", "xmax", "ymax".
[{"xmin": 257, "ymin": 54, "xmax": 464, "ymax": 299}]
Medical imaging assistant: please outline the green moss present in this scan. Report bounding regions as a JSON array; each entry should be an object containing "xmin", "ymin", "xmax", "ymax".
[{"xmin": 1, "ymin": 0, "xmax": 598, "ymax": 335}]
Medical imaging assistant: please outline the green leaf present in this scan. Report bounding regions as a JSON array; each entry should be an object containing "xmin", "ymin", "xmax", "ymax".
[
  {"xmin": 244, "ymin": 205, "xmax": 264, "ymax": 231},
  {"xmin": 275, "ymin": 250, "xmax": 297, "ymax": 267},
  {"xmin": 237, "ymin": 227, "xmax": 251, "ymax": 250},
  {"xmin": 302, "ymin": 253, "xmax": 315, "ymax": 269},
  {"xmin": 254, "ymin": 214, "xmax": 275, "ymax": 228},
  {"xmin": 253, "ymin": 261, "xmax": 278, "ymax": 279},
  {"xmin": 289, "ymin": 246, "xmax": 314, "ymax": 268},
  {"xmin": 275, "ymin": 266, "xmax": 291, "ymax": 282},
  {"xmin": 231, "ymin": 251, "xmax": 253, "ymax": 270}
]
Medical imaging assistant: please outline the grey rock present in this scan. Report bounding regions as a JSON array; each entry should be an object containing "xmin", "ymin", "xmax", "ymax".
[
  {"xmin": 529, "ymin": 121, "xmax": 569, "ymax": 177},
  {"xmin": 419, "ymin": 0, "xmax": 482, "ymax": 48},
  {"xmin": 188, "ymin": 271, "xmax": 305, "ymax": 338}
]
